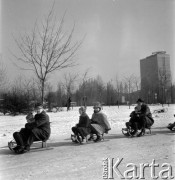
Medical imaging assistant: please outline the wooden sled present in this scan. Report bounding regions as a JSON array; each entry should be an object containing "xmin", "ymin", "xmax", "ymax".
[
  {"xmin": 8, "ymin": 139, "xmax": 52, "ymax": 153},
  {"xmin": 122, "ymin": 127, "xmax": 151, "ymax": 137},
  {"xmin": 71, "ymin": 133, "xmax": 105, "ymax": 144}
]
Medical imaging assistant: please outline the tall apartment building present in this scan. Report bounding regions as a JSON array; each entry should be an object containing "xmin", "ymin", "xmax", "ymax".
[{"xmin": 140, "ymin": 51, "xmax": 172, "ymax": 103}]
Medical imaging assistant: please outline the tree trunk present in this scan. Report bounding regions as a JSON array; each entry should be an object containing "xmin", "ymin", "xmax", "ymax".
[{"xmin": 41, "ymin": 80, "xmax": 45, "ymax": 105}]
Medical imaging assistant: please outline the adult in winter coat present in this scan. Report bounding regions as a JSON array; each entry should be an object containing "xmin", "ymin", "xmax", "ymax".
[
  {"xmin": 13, "ymin": 104, "xmax": 51, "ymax": 153},
  {"xmin": 136, "ymin": 98, "xmax": 154, "ymax": 134},
  {"xmin": 89, "ymin": 102, "xmax": 111, "ymax": 142},
  {"xmin": 67, "ymin": 97, "xmax": 72, "ymax": 111},
  {"xmin": 72, "ymin": 106, "xmax": 91, "ymax": 143}
]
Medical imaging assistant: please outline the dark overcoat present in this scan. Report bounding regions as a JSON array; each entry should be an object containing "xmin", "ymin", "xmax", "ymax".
[
  {"xmin": 77, "ymin": 113, "xmax": 91, "ymax": 136},
  {"xmin": 25, "ymin": 111, "xmax": 51, "ymax": 141},
  {"xmin": 139, "ymin": 104, "xmax": 154, "ymax": 128}
]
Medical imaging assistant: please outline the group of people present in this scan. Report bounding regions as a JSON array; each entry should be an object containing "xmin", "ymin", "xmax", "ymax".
[
  {"xmin": 11, "ymin": 104, "xmax": 51, "ymax": 154},
  {"xmin": 125, "ymin": 98, "xmax": 154, "ymax": 136},
  {"xmin": 10, "ymin": 98, "xmax": 155, "ymax": 154},
  {"xmin": 71, "ymin": 102, "xmax": 111, "ymax": 143}
]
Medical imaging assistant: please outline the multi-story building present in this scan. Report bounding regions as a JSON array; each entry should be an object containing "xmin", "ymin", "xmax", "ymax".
[{"xmin": 140, "ymin": 51, "xmax": 172, "ymax": 103}]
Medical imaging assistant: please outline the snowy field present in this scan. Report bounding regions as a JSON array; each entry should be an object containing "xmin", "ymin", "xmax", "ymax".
[
  {"xmin": 0, "ymin": 104, "xmax": 174, "ymax": 147},
  {"xmin": 0, "ymin": 105, "xmax": 175, "ymax": 180}
]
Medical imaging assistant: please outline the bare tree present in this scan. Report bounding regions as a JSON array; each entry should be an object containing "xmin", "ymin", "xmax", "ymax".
[
  {"xmin": 62, "ymin": 73, "xmax": 79, "ymax": 98},
  {"xmin": 12, "ymin": 5, "xmax": 83, "ymax": 104},
  {"xmin": 81, "ymin": 68, "xmax": 91, "ymax": 94},
  {"xmin": 123, "ymin": 74, "xmax": 135, "ymax": 109},
  {"xmin": 45, "ymin": 83, "xmax": 54, "ymax": 111},
  {"xmin": 56, "ymin": 82, "xmax": 65, "ymax": 107},
  {"xmin": 132, "ymin": 75, "xmax": 140, "ymax": 92},
  {"xmin": 159, "ymin": 67, "xmax": 171, "ymax": 106},
  {"xmin": 96, "ymin": 75, "xmax": 105, "ymax": 104},
  {"xmin": 22, "ymin": 77, "xmax": 40, "ymax": 109},
  {"xmin": 0, "ymin": 62, "xmax": 8, "ymax": 91},
  {"xmin": 80, "ymin": 68, "xmax": 91, "ymax": 107},
  {"xmin": 132, "ymin": 75, "xmax": 141, "ymax": 101},
  {"xmin": 115, "ymin": 75, "xmax": 121, "ymax": 108},
  {"xmin": 61, "ymin": 73, "xmax": 78, "ymax": 110}
]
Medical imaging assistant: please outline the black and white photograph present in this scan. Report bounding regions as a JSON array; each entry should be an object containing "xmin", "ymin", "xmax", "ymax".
[{"xmin": 0, "ymin": 0, "xmax": 175, "ymax": 179}]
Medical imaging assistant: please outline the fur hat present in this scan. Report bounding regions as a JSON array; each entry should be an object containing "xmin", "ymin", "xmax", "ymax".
[{"xmin": 136, "ymin": 98, "xmax": 144, "ymax": 103}]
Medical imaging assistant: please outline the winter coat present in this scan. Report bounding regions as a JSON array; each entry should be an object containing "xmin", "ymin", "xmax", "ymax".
[
  {"xmin": 91, "ymin": 111, "xmax": 111, "ymax": 134},
  {"xmin": 25, "ymin": 111, "xmax": 51, "ymax": 141},
  {"xmin": 129, "ymin": 111, "xmax": 140, "ymax": 123},
  {"xmin": 140, "ymin": 104, "xmax": 154, "ymax": 120},
  {"xmin": 76, "ymin": 113, "xmax": 91, "ymax": 137},
  {"xmin": 138, "ymin": 104, "xmax": 154, "ymax": 128}
]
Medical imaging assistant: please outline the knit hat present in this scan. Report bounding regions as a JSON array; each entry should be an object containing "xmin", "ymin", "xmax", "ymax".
[
  {"xmin": 93, "ymin": 102, "xmax": 102, "ymax": 109},
  {"xmin": 79, "ymin": 106, "xmax": 86, "ymax": 112},
  {"xmin": 35, "ymin": 103, "xmax": 43, "ymax": 109}
]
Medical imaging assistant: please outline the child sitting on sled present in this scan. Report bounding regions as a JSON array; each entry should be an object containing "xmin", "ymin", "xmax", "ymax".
[
  {"xmin": 8, "ymin": 112, "xmax": 35, "ymax": 152},
  {"xmin": 10, "ymin": 104, "xmax": 51, "ymax": 154},
  {"xmin": 71, "ymin": 107, "xmax": 91, "ymax": 143},
  {"xmin": 18, "ymin": 112, "xmax": 35, "ymax": 137},
  {"xmin": 125, "ymin": 106, "xmax": 140, "ymax": 136}
]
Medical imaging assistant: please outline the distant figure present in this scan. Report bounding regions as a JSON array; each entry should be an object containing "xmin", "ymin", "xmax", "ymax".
[
  {"xmin": 83, "ymin": 96, "xmax": 87, "ymax": 108},
  {"xmin": 89, "ymin": 102, "xmax": 111, "ymax": 142},
  {"xmin": 12, "ymin": 104, "xmax": 51, "ymax": 154},
  {"xmin": 67, "ymin": 97, "xmax": 71, "ymax": 111}
]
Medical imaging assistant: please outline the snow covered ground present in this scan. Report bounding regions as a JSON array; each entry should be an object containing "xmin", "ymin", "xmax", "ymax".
[
  {"xmin": 0, "ymin": 104, "xmax": 174, "ymax": 146},
  {"xmin": 0, "ymin": 105, "xmax": 174, "ymax": 180}
]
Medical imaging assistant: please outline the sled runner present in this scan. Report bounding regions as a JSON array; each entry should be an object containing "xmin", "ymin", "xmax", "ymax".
[
  {"xmin": 122, "ymin": 127, "xmax": 151, "ymax": 137},
  {"xmin": 8, "ymin": 140, "xmax": 16, "ymax": 152},
  {"xmin": 71, "ymin": 133, "xmax": 105, "ymax": 144},
  {"xmin": 8, "ymin": 139, "xmax": 53, "ymax": 154}
]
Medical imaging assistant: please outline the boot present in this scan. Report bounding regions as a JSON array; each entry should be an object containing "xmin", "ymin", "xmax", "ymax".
[
  {"xmin": 13, "ymin": 132, "xmax": 24, "ymax": 147},
  {"xmin": 14, "ymin": 146, "xmax": 25, "ymax": 154},
  {"xmin": 88, "ymin": 135, "xmax": 94, "ymax": 141},
  {"xmin": 77, "ymin": 134, "xmax": 83, "ymax": 144},
  {"xmin": 94, "ymin": 135, "xmax": 102, "ymax": 142}
]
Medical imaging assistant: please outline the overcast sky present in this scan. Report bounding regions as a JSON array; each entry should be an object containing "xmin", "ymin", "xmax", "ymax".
[{"xmin": 1, "ymin": 0, "xmax": 175, "ymax": 87}]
